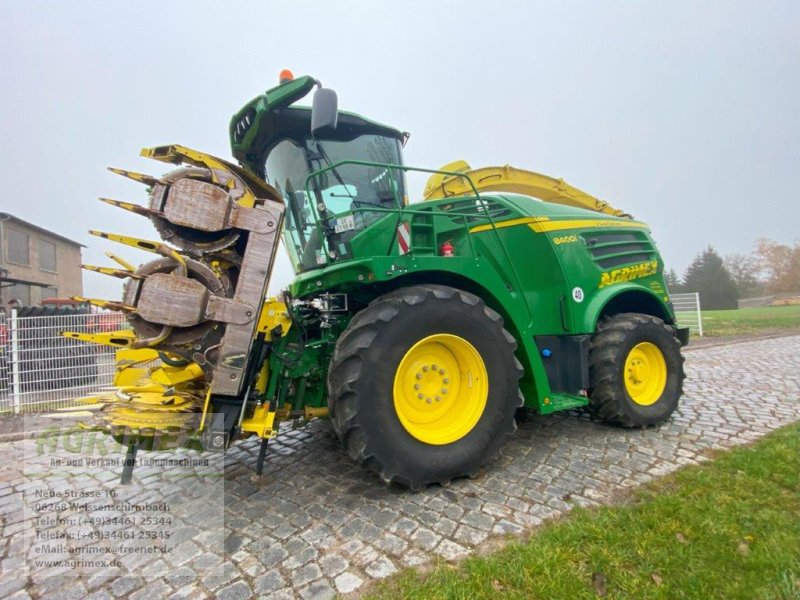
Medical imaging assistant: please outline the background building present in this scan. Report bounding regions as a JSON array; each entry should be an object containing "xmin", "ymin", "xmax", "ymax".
[{"xmin": 0, "ymin": 213, "xmax": 84, "ymax": 307}]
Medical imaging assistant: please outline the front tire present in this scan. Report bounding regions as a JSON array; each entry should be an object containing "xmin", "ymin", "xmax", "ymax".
[
  {"xmin": 588, "ymin": 313, "xmax": 685, "ymax": 427},
  {"xmin": 327, "ymin": 285, "xmax": 523, "ymax": 489}
]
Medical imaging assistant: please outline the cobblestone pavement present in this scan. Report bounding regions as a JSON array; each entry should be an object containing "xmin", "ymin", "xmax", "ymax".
[{"xmin": 1, "ymin": 335, "xmax": 799, "ymax": 600}]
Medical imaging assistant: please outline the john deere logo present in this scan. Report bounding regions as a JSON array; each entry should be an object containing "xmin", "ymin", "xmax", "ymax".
[{"xmin": 599, "ymin": 260, "xmax": 658, "ymax": 288}]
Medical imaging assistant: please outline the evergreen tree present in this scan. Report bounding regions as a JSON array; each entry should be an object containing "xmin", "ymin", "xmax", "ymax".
[
  {"xmin": 664, "ymin": 268, "xmax": 684, "ymax": 293},
  {"xmin": 682, "ymin": 246, "xmax": 739, "ymax": 309}
]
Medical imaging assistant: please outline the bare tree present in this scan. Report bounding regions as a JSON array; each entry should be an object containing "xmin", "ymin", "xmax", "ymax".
[
  {"xmin": 724, "ymin": 252, "xmax": 763, "ymax": 298},
  {"xmin": 753, "ymin": 238, "xmax": 800, "ymax": 294}
]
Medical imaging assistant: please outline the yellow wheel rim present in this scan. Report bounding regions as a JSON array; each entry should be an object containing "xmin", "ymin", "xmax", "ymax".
[
  {"xmin": 393, "ymin": 334, "xmax": 488, "ymax": 445},
  {"xmin": 623, "ymin": 342, "xmax": 667, "ymax": 406}
]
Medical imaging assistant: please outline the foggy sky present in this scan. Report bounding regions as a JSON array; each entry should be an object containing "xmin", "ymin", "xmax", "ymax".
[{"xmin": 1, "ymin": 0, "xmax": 798, "ymax": 299}]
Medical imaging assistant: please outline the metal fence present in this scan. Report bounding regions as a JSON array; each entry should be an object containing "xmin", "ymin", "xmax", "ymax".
[
  {"xmin": 0, "ymin": 310, "xmax": 127, "ymax": 414},
  {"xmin": 671, "ymin": 292, "xmax": 703, "ymax": 336}
]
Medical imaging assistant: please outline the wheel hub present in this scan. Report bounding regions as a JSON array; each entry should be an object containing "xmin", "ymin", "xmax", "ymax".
[
  {"xmin": 624, "ymin": 341, "xmax": 667, "ymax": 406},
  {"xmin": 393, "ymin": 334, "xmax": 488, "ymax": 445},
  {"xmin": 412, "ymin": 362, "xmax": 449, "ymax": 404}
]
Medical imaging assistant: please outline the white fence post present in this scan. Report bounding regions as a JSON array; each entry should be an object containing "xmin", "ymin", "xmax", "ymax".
[
  {"xmin": 10, "ymin": 308, "xmax": 21, "ymax": 414},
  {"xmin": 670, "ymin": 292, "xmax": 703, "ymax": 336},
  {"xmin": 694, "ymin": 292, "xmax": 703, "ymax": 337}
]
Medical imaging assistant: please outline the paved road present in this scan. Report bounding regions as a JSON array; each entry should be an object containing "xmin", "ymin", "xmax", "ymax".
[{"xmin": 1, "ymin": 335, "xmax": 799, "ymax": 600}]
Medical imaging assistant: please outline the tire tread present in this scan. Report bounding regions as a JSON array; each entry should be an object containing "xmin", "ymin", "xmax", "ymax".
[
  {"xmin": 328, "ymin": 284, "xmax": 522, "ymax": 489},
  {"xmin": 588, "ymin": 312, "xmax": 685, "ymax": 427}
]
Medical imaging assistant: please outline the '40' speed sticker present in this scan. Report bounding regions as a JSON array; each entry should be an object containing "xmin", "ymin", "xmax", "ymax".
[{"xmin": 572, "ymin": 287, "xmax": 585, "ymax": 303}]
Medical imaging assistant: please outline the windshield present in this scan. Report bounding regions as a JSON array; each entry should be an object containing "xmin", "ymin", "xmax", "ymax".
[{"xmin": 265, "ymin": 134, "xmax": 405, "ymax": 272}]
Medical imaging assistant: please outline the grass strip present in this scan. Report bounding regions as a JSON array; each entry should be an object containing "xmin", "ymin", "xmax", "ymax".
[
  {"xmin": 699, "ymin": 305, "xmax": 800, "ymax": 336},
  {"xmin": 366, "ymin": 423, "xmax": 800, "ymax": 600}
]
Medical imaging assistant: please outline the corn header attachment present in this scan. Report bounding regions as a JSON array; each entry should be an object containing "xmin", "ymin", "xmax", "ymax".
[{"xmin": 71, "ymin": 145, "xmax": 285, "ymax": 482}]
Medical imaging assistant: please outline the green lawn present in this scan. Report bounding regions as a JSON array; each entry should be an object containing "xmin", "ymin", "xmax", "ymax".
[
  {"xmin": 364, "ymin": 423, "xmax": 800, "ymax": 600},
  {"xmin": 697, "ymin": 305, "xmax": 800, "ymax": 337}
]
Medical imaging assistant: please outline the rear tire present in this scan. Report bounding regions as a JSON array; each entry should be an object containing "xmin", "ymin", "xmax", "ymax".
[
  {"xmin": 327, "ymin": 284, "xmax": 523, "ymax": 490},
  {"xmin": 588, "ymin": 313, "xmax": 684, "ymax": 427}
]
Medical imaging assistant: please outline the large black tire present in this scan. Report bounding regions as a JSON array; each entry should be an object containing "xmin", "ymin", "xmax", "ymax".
[
  {"xmin": 588, "ymin": 313, "xmax": 685, "ymax": 427},
  {"xmin": 328, "ymin": 284, "xmax": 523, "ymax": 489}
]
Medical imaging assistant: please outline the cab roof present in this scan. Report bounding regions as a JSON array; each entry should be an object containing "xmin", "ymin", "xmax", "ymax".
[{"xmin": 230, "ymin": 75, "xmax": 404, "ymax": 175}]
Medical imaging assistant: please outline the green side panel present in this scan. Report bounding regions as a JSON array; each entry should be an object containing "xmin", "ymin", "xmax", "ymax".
[
  {"xmin": 289, "ymin": 254, "xmax": 555, "ymax": 412},
  {"xmin": 473, "ymin": 220, "xmax": 567, "ymax": 334},
  {"xmin": 482, "ymin": 194, "xmax": 674, "ymax": 334}
]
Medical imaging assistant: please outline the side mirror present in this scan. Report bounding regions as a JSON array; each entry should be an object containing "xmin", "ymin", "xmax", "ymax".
[{"xmin": 311, "ymin": 88, "xmax": 338, "ymax": 137}]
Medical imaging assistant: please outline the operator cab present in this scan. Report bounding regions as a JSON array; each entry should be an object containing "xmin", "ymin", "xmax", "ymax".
[
  {"xmin": 264, "ymin": 120, "xmax": 406, "ymax": 270},
  {"xmin": 231, "ymin": 75, "xmax": 408, "ymax": 272}
]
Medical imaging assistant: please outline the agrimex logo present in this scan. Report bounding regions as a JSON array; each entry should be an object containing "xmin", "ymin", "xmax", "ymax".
[{"xmin": 598, "ymin": 260, "xmax": 659, "ymax": 288}]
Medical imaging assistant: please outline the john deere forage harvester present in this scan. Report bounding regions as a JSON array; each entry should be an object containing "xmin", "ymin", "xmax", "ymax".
[{"xmin": 71, "ymin": 72, "xmax": 688, "ymax": 489}]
